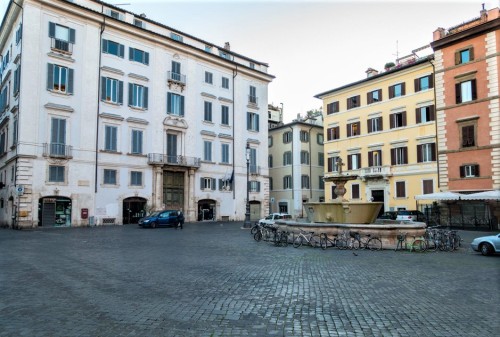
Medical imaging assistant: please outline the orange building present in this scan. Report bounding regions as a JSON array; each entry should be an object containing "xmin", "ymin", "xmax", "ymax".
[{"xmin": 431, "ymin": 6, "xmax": 499, "ymax": 229}]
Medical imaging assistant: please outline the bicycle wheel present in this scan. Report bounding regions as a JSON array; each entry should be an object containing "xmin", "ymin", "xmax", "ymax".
[
  {"xmin": 320, "ymin": 234, "xmax": 328, "ymax": 250},
  {"xmin": 250, "ymin": 224, "xmax": 259, "ymax": 235},
  {"xmin": 293, "ymin": 235, "xmax": 303, "ymax": 248},
  {"xmin": 453, "ymin": 234, "xmax": 461, "ymax": 250},
  {"xmin": 253, "ymin": 231, "xmax": 262, "ymax": 242},
  {"xmin": 351, "ymin": 239, "xmax": 361, "ymax": 250},
  {"xmin": 310, "ymin": 234, "xmax": 321, "ymax": 248},
  {"xmin": 426, "ymin": 239, "xmax": 437, "ymax": 252},
  {"xmin": 367, "ymin": 238, "xmax": 382, "ymax": 251},
  {"xmin": 411, "ymin": 239, "xmax": 426, "ymax": 252},
  {"xmin": 280, "ymin": 232, "xmax": 289, "ymax": 247}
]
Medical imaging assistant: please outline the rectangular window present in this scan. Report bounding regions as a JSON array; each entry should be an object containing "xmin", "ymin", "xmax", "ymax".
[
  {"xmin": 201, "ymin": 177, "xmax": 216, "ymax": 190},
  {"xmin": 50, "ymin": 117, "xmax": 66, "ymax": 156},
  {"xmin": 249, "ymin": 181, "xmax": 260, "ymax": 192},
  {"xmin": 129, "ymin": 47, "xmax": 149, "ymax": 65},
  {"xmin": 0, "ymin": 86, "xmax": 9, "ymax": 112},
  {"xmin": 347, "ymin": 153, "xmax": 361, "ymax": 170},
  {"xmin": 104, "ymin": 169, "xmax": 117, "ymax": 185},
  {"xmin": 249, "ymin": 148, "xmax": 257, "ymax": 174},
  {"xmin": 368, "ymin": 150, "xmax": 382, "ymax": 167},
  {"xmin": 423, "ymin": 179, "xmax": 433, "ymax": 194},
  {"xmin": 327, "ymin": 101, "xmax": 339, "ymax": 114},
  {"xmin": 128, "ymin": 83, "xmax": 148, "ymax": 109},
  {"xmin": 133, "ymin": 19, "xmax": 144, "ymax": 28},
  {"xmin": 415, "ymin": 74, "xmax": 433, "ymax": 92},
  {"xmin": 283, "ymin": 175, "xmax": 292, "ymax": 189},
  {"xmin": 319, "ymin": 176, "xmax": 324, "ymax": 190},
  {"xmin": 204, "ymin": 101, "xmax": 212, "ymax": 122},
  {"xmin": 461, "ymin": 125, "xmax": 475, "ymax": 147},
  {"xmin": 318, "ymin": 152, "xmax": 324, "ymax": 166},
  {"xmin": 47, "ymin": 64, "xmax": 74, "ymax": 94},
  {"xmin": 167, "ymin": 92, "xmax": 185, "ymax": 116},
  {"xmin": 460, "ymin": 164, "xmax": 479, "ymax": 178},
  {"xmin": 367, "ymin": 117, "xmax": 383, "ymax": 133},
  {"xmin": 327, "ymin": 156, "xmax": 339, "ymax": 172},
  {"xmin": 49, "ymin": 165, "xmax": 65, "ymax": 182},
  {"xmin": 347, "ymin": 95, "xmax": 360, "ymax": 109},
  {"xmin": 102, "ymin": 39, "xmax": 124, "ymax": 58},
  {"xmin": 249, "ymin": 86, "xmax": 257, "ymax": 104},
  {"xmin": 283, "ymin": 151, "xmax": 292, "ymax": 165},
  {"xmin": 104, "ymin": 125, "xmax": 117, "ymax": 151},
  {"xmin": 327, "ymin": 126, "xmax": 339, "ymax": 141},
  {"xmin": 347, "ymin": 122, "xmax": 360, "ymax": 137},
  {"xmin": 416, "ymin": 105, "xmax": 435, "ymax": 123},
  {"xmin": 317, "ymin": 134, "xmax": 324, "ymax": 144},
  {"xmin": 456, "ymin": 79, "xmax": 477, "ymax": 103},
  {"xmin": 203, "ymin": 141, "xmax": 212, "ymax": 161},
  {"xmin": 300, "ymin": 151, "xmax": 310, "ymax": 165},
  {"xmin": 131, "ymin": 129, "xmax": 143, "ymax": 154},
  {"xmin": 455, "ymin": 48, "xmax": 474, "ymax": 65},
  {"xmin": 391, "ymin": 147, "xmax": 408, "ymax": 165},
  {"xmin": 48, "ymin": 22, "xmax": 75, "ymax": 53},
  {"xmin": 170, "ymin": 32, "xmax": 183, "ymax": 42},
  {"xmin": 13, "ymin": 66, "xmax": 21, "ymax": 95},
  {"xmin": 16, "ymin": 23, "xmax": 22, "ymax": 44},
  {"xmin": 222, "ymin": 77, "xmax": 229, "ymax": 89},
  {"xmin": 268, "ymin": 155, "xmax": 273, "ymax": 168},
  {"xmin": 301, "ymin": 175, "xmax": 310, "ymax": 189},
  {"xmin": 130, "ymin": 171, "xmax": 142, "ymax": 186},
  {"xmin": 283, "ymin": 131, "xmax": 292, "ymax": 143},
  {"xmin": 417, "ymin": 143, "xmax": 436, "ymax": 163},
  {"xmin": 205, "ymin": 71, "xmax": 213, "ymax": 84},
  {"xmin": 170, "ymin": 61, "xmax": 181, "ymax": 81},
  {"xmin": 367, "ymin": 89, "xmax": 382, "ymax": 104},
  {"xmin": 389, "ymin": 82, "xmax": 405, "ymax": 98},
  {"xmin": 247, "ymin": 112, "xmax": 259, "ymax": 131},
  {"xmin": 101, "ymin": 77, "xmax": 123, "ymax": 104},
  {"xmin": 390, "ymin": 111, "xmax": 406, "ymax": 129},
  {"xmin": 300, "ymin": 131, "xmax": 309, "ymax": 142},
  {"xmin": 221, "ymin": 143, "xmax": 230, "ymax": 163},
  {"xmin": 221, "ymin": 105, "xmax": 229, "ymax": 125},
  {"xmin": 352, "ymin": 184, "xmax": 360, "ymax": 199},
  {"xmin": 396, "ymin": 181, "xmax": 406, "ymax": 198}
]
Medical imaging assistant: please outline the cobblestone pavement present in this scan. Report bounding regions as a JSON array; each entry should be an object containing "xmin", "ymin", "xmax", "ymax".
[{"xmin": 0, "ymin": 222, "xmax": 498, "ymax": 337}]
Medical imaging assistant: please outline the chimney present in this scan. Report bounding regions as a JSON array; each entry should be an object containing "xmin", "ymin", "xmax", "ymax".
[
  {"xmin": 480, "ymin": 3, "xmax": 487, "ymax": 21},
  {"xmin": 433, "ymin": 27, "xmax": 445, "ymax": 41},
  {"xmin": 224, "ymin": 42, "xmax": 230, "ymax": 50},
  {"xmin": 365, "ymin": 68, "xmax": 379, "ymax": 78},
  {"xmin": 140, "ymin": 13, "xmax": 147, "ymax": 18}
]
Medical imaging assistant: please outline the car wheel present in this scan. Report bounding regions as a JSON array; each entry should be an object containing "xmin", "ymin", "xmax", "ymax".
[
  {"xmin": 150, "ymin": 222, "xmax": 156, "ymax": 229},
  {"xmin": 480, "ymin": 243, "xmax": 493, "ymax": 256}
]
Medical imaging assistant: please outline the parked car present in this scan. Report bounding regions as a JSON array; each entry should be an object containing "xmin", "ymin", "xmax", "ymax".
[
  {"xmin": 258, "ymin": 213, "xmax": 292, "ymax": 226},
  {"xmin": 396, "ymin": 210, "xmax": 425, "ymax": 222},
  {"xmin": 470, "ymin": 233, "xmax": 500, "ymax": 256},
  {"xmin": 377, "ymin": 211, "xmax": 397, "ymax": 220},
  {"xmin": 138, "ymin": 210, "xmax": 184, "ymax": 228}
]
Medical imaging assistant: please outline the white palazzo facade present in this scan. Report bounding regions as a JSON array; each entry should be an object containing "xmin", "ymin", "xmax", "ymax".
[{"xmin": 0, "ymin": 0, "xmax": 273, "ymax": 228}]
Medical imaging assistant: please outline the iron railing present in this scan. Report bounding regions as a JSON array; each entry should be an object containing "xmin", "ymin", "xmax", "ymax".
[{"xmin": 148, "ymin": 153, "xmax": 201, "ymax": 168}]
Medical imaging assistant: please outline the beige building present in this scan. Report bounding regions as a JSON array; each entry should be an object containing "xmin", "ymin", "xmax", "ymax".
[
  {"xmin": 267, "ymin": 113, "xmax": 324, "ymax": 218},
  {"xmin": 315, "ymin": 56, "xmax": 438, "ymax": 213}
]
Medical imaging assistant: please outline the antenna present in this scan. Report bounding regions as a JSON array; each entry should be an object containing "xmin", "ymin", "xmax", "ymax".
[{"xmin": 393, "ymin": 40, "xmax": 399, "ymax": 64}]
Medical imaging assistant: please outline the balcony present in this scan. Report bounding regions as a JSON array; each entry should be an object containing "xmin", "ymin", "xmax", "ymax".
[
  {"xmin": 51, "ymin": 38, "xmax": 73, "ymax": 54},
  {"xmin": 250, "ymin": 165, "xmax": 260, "ymax": 175},
  {"xmin": 43, "ymin": 143, "xmax": 73, "ymax": 159},
  {"xmin": 248, "ymin": 95, "xmax": 258, "ymax": 105},
  {"xmin": 167, "ymin": 71, "xmax": 186, "ymax": 91},
  {"xmin": 148, "ymin": 153, "xmax": 200, "ymax": 168},
  {"xmin": 359, "ymin": 166, "xmax": 392, "ymax": 180}
]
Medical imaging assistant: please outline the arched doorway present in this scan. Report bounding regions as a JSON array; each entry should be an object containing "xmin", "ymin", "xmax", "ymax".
[
  {"xmin": 38, "ymin": 196, "xmax": 72, "ymax": 227},
  {"xmin": 198, "ymin": 199, "xmax": 216, "ymax": 221},
  {"xmin": 123, "ymin": 197, "xmax": 147, "ymax": 224}
]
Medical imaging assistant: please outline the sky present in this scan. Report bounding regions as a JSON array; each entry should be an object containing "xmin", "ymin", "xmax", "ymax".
[{"xmin": 1, "ymin": 0, "xmax": 497, "ymax": 121}]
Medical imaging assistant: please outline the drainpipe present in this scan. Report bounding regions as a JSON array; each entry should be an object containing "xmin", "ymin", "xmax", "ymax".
[
  {"xmin": 232, "ymin": 66, "xmax": 237, "ymax": 201},
  {"xmin": 95, "ymin": 7, "xmax": 105, "ymax": 193},
  {"xmin": 430, "ymin": 58, "xmax": 440, "ymax": 189},
  {"xmin": 288, "ymin": 125, "xmax": 294, "ymax": 216},
  {"xmin": 308, "ymin": 124, "xmax": 314, "ymax": 200}
]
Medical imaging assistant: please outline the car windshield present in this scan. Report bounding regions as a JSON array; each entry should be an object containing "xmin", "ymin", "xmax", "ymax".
[
  {"xmin": 148, "ymin": 211, "xmax": 160, "ymax": 217},
  {"xmin": 265, "ymin": 215, "xmax": 273, "ymax": 220},
  {"xmin": 399, "ymin": 211, "xmax": 410, "ymax": 215}
]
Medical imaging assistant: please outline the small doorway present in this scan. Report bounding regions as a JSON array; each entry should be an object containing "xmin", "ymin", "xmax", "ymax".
[
  {"xmin": 123, "ymin": 197, "xmax": 147, "ymax": 224},
  {"xmin": 371, "ymin": 190, "xmax": 385, "ymax": 217},
  {"xmin": 249, "ymin": 201, "xmax": 261, "ymax": 221},
  {"xmin": 198, "ymin": 199, "xmax": 216, "ymax": 221},
  {"xmin": 39, "ymin": 196, "xmax": 72, "ymax": 227}
]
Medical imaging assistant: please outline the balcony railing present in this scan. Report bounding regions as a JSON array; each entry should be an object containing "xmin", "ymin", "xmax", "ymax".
[
  {"xmin": 167, "ymin": 71, "xmax": 186, "ymax": 85},
  {"xmin": 51, "ymin": 38, "xmax": 73, "ymax": 54},
  {"xmin": 43, "ymin": 143, "xmax": 73, "ymax": 158},
  {"xmin": 148, "ymin": 153, "xmax": 201, "ymax": 168},
  {"xmin": 248, "ymin": 95, "xmax": 258, "ymax": 105},
  {"xmin": 249, "ymin": 165, "xmax": 260, "ymax": 175},
  {"xmin": 359, "ymin": 166, "xmax": 392, "ymax": 179}
]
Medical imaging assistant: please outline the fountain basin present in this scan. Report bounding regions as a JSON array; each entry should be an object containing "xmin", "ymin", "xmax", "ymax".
[
  {"xmin": 303, "ymin": 202, "xmax": 383, "ymax": 224},
  {"xmin": 275, "ymin": 220, "xmax": 426, "ymax": 250}
]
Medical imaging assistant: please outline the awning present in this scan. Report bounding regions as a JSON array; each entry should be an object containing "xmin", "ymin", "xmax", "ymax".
[
  {"xmin": 414, "ymin": 191, "xmax": 464, "ymax": 201},
  {"xmin": 461, "ymin": 190, "xmax": 500, "ymax": 201}
]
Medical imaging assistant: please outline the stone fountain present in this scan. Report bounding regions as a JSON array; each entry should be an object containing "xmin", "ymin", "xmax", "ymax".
[{"xmin": 276, "ymin": 158, "xmax": 426, "ymax": 249}]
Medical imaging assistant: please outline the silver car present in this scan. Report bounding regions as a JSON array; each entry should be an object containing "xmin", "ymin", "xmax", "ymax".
[{"xmin": 470, "ymin": 233, "xmax": 500, "ymax": 256}]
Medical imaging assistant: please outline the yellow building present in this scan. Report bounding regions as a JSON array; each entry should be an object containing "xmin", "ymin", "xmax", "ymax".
[{"xmin": 315, "ymin": 56, "xmax": 437, "ymax": 213}]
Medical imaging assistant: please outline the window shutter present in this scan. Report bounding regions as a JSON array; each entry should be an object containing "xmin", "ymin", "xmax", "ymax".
[
  {"xmin": 143, "ymin": 87, "xmax": 148, "ymax": 109},
  {"xmin": 455, "ymin": 83, "xmax": 462, "ymax": 103},
  {"xmin": 256, "ymin": 114, "xmax": 260, "ymax": 131},
  {"xmin": 367, "ymin": 92, "xmax": 372, "ymax": 104},
  {"xmin": 167, "ymin": 93, "xmax": 171, "ymax": 113},
  {"xmin": 454, "ymin": 51, "xmax": 460, "ymax": 65},
  {"xmin": 119, "ymin": 44, "xmax": 124, "ymax": 58},
  {"xmin": 49, "ymin": 22, "xmax": 56, "ymax": 38},
  {"xmin": 379, "ymin": 117, "xmax": 383, "ymax": 131},
  {"xmin": 118, "ymin": 81, "xmax": 123, "ymax": 104},
  {"xmin": 357, "ymin": 154, "xmax": 361, "ymax": 168},
  {"xmin": 474, "ymin": 164, "xmax": 480, "ymax": 177},
  {"xmin": 403, "ymin": 147, "xmax": 408, "ymax": 164},
  {"xmin": 347, "ymin": 155, "xmax": 352, "ymax": 170},
  {"xmin": 378, "ymin": 89, "xmax": 382, "ymax": 101},
  {"xmin": 368, "ymin": 151, "xmax": 373, "ymax": 167},
  {"xmin": 334, "ymin": 101, "xmax": 339, "ymax": 113},
  {"xmin": 47, "ymin": 63, "xmax": 54, "ymax": 90},
  {"xmin": 247, "ymin": 112, "xmax": 250, "ymax": 130},
  {"xmin": 429, "ymin": 74, "xmax": 434, "ymax": 89},
  {"xmin": 69, "ymin": 28, "xmax": 76, "ymax": 44},
  {"xmin": 415, "ymin": 108, "xmax": 421, "ymax": 124},
  {"xmin": 367, "ymin": 119, "xmax": 372, "ymax": 133},
  {"xmin": 417, "ymin": 144, "xmax": 422, "ymax": 163},
  {"xmin": 129, "ymin": 47, "xmax": 133, "ymax": 61},
  {"xmin": 144, "ymin": 52, "xmax": 149, "ymax": 65},
  {"xmin": 389, "ymin": 85, "xmax": 394, "ymax": 99},
  {"xmin": 128, "ymin": 83, "xmax": 133, "ymax": 105},
  {"xmin": 402, "ymin": 111, "xmax": 407, "ymax": 126},
  {"xmin": 430, "ymin": 143, "xmax": 436, "ymax": 161},
  {"xmin": 429, "ymin": 105, "xmax": 435, "ymax": 121},
  {"xmin": 391, "ymin": 149, "xmax": 396, "ymax": 165},
  {"xmin": 211, "ymin": 178, "xmax": 216, "ymax": 190},
  {"xmin": 390, "ymin": 114, "xmax": 395, "ymax": 129},
  {"xmin": 200, "ymin": 178, "xmax": 204, "ymax": 189},
  {"xmin": 67, "ymin": 68, "xmax": 74, "ymax": 94},
  {"xmin": 377, "ymin": 150, "xmax": 382, "ymax": 165},
  {"xmin": 327, "ymin": 158, "xmax": 332, "ymax": 172},
  {"xmin": 347, "ymin": 124, "xmax": 351, "ymax": 137},
  {"xmin": 471, "ymin": 79, "xmax": 477, "ymax": 100},
  {"xmin": 401, "ymin": 82, "xmax": 406, "ymax": 96},
  {"xmin": 218, "ymin": 179, "xmax": 223, "ymax": 191},
  {"xmin": 180, "ymin": 95, "xmax": 185, "ymax": 116},
  {"xmin": 355, "ymin": 122, "xmax": 360, "ymax": 135},
  {"xmin": 414, "ymin": 78, "xmax": 420, "ymax": 92},
  {"xmin": 469, "ymin": 47, "xmax": 474, "ymax": 61},
  {"xmin": 459, "ymin": 166, "xmax": 465, "ymax": 178},
  {"xmin": 102, "ymin": 39, "xmax": 108, "ymax": 52},
  {"xmin": 100, "ymin": 77, "xmax": 106, "ymax": 100}
]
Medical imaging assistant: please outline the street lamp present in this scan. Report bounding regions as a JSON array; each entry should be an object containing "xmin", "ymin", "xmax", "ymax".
[{"xmin": 243, "ymin": 142, "xmax": 252, "ymax": 228}]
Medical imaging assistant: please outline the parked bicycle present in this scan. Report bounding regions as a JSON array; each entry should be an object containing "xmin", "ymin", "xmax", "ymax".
[
  {"xmin": 352, "ymin": 232, "xmax": 382, "ymax": 251},
  {"xmin": 320, "ymin": 233, "xmax": 338, "ymax": 250},
  {"xmin": 292, "ymin": 228, "xmax": 321, "ymax": 248},
  {"xmin": 336, "ymin": 230, "xmax": 358, "ymax": 250}
]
